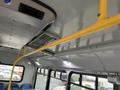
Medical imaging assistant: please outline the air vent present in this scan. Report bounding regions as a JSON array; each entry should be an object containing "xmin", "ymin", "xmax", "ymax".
[
  {"xmin": 27, "ymin": 31, "xmax": 61, "ymax": 49},
  {"xmin": 19, "ymin": 3, "xmax": 45, "ymax": 20},
  {"xmin": 28, "ymin": 33, "xmax": 57, "ymax": 48}
]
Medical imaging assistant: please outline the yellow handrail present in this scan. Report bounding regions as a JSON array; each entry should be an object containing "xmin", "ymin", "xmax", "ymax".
[
  {"xmin": 8, "ymin": 0, "xmax": 120, "ymax": 89},
  {"xmin": 98, "ymin": 0, "xmax": 107, "ymax": 20}
]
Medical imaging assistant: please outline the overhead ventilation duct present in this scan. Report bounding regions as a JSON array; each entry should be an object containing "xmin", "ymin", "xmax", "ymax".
[
  {"xmin": 27, "ymin": 31, "xmax": 60, "ymax": 49},
  {"xmin": 27, "ymin": 30, "xmax": 60, "ymax": 55}
]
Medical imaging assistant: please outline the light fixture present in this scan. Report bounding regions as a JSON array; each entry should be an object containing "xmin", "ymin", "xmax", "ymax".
[
  {"xmin": 62, "ymin": 61, "xmax": 79, "ymax": 68},
  {"xmin": 63, "ymin": 61, "xmax": 72, "ymax": 66},
  {"xmin": 64, "ymin": 54, "xmax": 79, "ymax": 58},
  {"xmin": 35, "ymin": 61, "xmax": 41, "ymax": 66},
  {"xmin": 65, "ymin": 55, "xmax": 69, "ymax": 58},
  {"xmin": 28, "ymin": 61, "xmax": 31, "ymax": 65}
]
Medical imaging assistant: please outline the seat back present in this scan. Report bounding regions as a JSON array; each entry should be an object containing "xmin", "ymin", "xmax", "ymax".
[
  {"xmin": 11, "ymin": 83, "xmax": 19, "ymax": 90},
  {"xmin": 6, "ymin": 83, "xmax": 19, "ymax": 90},
  {"xmin": 0, "ymin": 83, "xmax": 5, "ymax": 90},
  {"xmin": 20, "ymin": 84, "xmax": 32, "ymax": 90}
]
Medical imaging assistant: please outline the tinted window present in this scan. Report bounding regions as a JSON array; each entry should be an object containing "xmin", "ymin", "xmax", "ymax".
[
  {"xmin": 82, "ymin": 75, "xmax": 96, "ymax": 89},
  {"xmin": 41, "ymin": 69, "xmax": 45, "ymax": 74},
  {"xmin": 35, "ymin": 74, "xmax": 47, "ymax": 90},
  {"xmin": 71, "ymin": 84, "xmax": 89, "ymax": 90},
  {"xmin": 50, "ymin": 78, "xmax": 66, "ymax": 90},
  {"xmin": 51, "ymin": 71, "xmax": 55, "ymax": 77},
  {"xmin": 0, "ymin": 64, "xmax": 24, "ymax": 82},
  {"xmin": 56, "ymin": 72, "xmax": 61, "ymax": 79},
  {"xmin": 98, "ymin": 78, "xmax": 113, "ymax": 90},
  {"xmin": 61, "ymin": 73, "xmax": 67, "ymax": 81},
  {"xmin": 71, "ymin": 74, "xmax": 80, "ymax": 84},
  {"xmin": 45, "ymin": 69, "xmax": 48, "ymax": 75}
]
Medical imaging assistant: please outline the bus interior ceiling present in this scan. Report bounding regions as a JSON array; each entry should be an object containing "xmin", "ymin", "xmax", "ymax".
[
  {"xmin": 26, "ymin": 0, "xmax": 120, "ymax": 73},
  {"xmin": 0, "ymin": 0, "xmax": 120, "ymax": 90}
]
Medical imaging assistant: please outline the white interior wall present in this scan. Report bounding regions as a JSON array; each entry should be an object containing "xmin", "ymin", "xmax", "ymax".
[{"xmin": 0, "ymin": 50, "xmax": 36, "ymax": 85}]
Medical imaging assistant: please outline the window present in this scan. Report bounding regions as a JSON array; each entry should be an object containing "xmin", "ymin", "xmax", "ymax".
[
  {"xmin": 35, "ymin": 69, "xmax": 48, "ymax": 90},
  {"xmin": 0, "ymin": 64, "xmax": 24, "ymax": 82},
  {"xmin": 61, "ymin": 73, "xmax": 67, "ymax": 81},
  {"xmin": 98, "ymin": 78, "xmax": 113, "ymax": 90},
  {"xmin": 56, "ymin": 71, "xmax": 61, "ymax": 79},
  {"xmin": 50, "ymin": 78, "xmax": 66, "ymax": 90},
  {"xmin": 69, "ymin": 72, "xmax": 114, "ymax": 90},
  {"xmin": 45, "ymin": 69, "xmax": 48, "ymax": 75},
  {"xmin": 82, "ymin": 75, "xmax": 96, "ymax": 89},
  {"xmin": 51, "ymin": 71, "xmax": 55, "ymax": 77},
  {"xmin": 71, "ymin": 74, "xmax": 80, "ymax": 84},
  {"xmin": 37, "ymin": 68, "xmax": 41, "ymax": 73},
  {"xmin": 71, "ymin": 84, "xmax": 89, "ymax": 90},
  {"xmin": 49, "ymin": 70, "xmax": 67, "ymax": 90},
  {"xmin": 41, "ymin": 69, "xmax": 45, "ymax": 74}
]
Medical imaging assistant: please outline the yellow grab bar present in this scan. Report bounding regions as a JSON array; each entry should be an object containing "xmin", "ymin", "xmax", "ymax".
[
  {"xmin": 8, "ymin": 0, "xmax": 120, "ymax": 89},
  {"xmin": 98, "ymin": 0, "xmax": 107, "ymax": 20}
]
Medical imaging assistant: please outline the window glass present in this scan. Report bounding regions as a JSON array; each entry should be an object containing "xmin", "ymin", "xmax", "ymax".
[
  {"xmin": 82, "ymin": 75, "xmax": 96, "ymax": 89},
  {"xmin": 50, "ymin": 78, "xmax": 66, "ymax": 90},
  {"xmin": 35, "ymin": 74, "xmax": 47, "ymax": 90},
  {"xmin": 37, "ymin": 68, "xmax": 41, "ymax": 73},
  {"xmin": 45, "ymin": 69, "xmax": 48, "ymax": 75},
  {"xmin": 98, "ymin": 78, "xmax": 113, "ymax": 90},
  {"xmin": 0, "ymin": 64, "xmax": 24, "ymax": 82},
  {"xmin": 51, "ymin": 71, "xmax": 55, "ymax": 77},
  {"xmin": 71, "ymin": 74, "xmax": 80, "ymax": 84},
  {"xmin": 70, "ymin": 84, "xmax": 89, "ymax": 90},
  {"xmin": 56, "ymin": 72, "xmax": 61, "ymax": 79},
  {"xmin": 61, "ymin": 73, "xmax": 67, "ymax": 81},
  {"xmin": 41, "ymin": 69, "xmax": 45, "ymax": 74}
]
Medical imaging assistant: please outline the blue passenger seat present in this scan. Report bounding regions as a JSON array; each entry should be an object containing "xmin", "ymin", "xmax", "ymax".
[
  {"xmin": 0, "ymin": 83, "xmax": 5, "ymax": 90},
  {"xmin": 11, "ymin": 83, "xmax": 19, "ymax": 90},
  {"xmin": 20, "ymin": 84, "xmax": 33, "ymax": 90},
  {"xmin": 6, "ymin": 83, "xmax": 19, "ymax": 90}
]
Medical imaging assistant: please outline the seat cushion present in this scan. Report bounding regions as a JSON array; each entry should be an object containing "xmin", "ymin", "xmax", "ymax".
[
  {"xmin": 20, "ymin": 84, "xmax": 32, "ymax": 90},
  {"xmin": 6, "ymin": 83, "xmax": 19, "ymax": 90},
  {"xmin": 12, "ymin": 83, "xmax": 19, "ymax": 90},
  {"xmin": 0, "ymin": 83, "xmax": 4, "ymax": 90}
]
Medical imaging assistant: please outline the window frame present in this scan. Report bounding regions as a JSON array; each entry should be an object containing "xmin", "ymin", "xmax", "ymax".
[
  {"xmin": 82, "ymin": 74, "xmax": 96, "ymax": 90},
  {"xmin": 0, "ymin": 63, "xmax": 25, "ymax": 82},
  {"xmin": 55, "ymin": 71, "xmax": 61, "ymax": 79},
  {"xmin": 69, "ymin": 71, "xmax": 114, "ymax": 90},
  {"xmin": 60, "ymin": 72, "xmax": 67, "ymax": 81},
  {"xmin": 97, "ymin": 77, "xmax": 114, "ymax": 90},
  {"xmin": 36, "ymin": 68, "xmax": 115, "ymax": 90}
]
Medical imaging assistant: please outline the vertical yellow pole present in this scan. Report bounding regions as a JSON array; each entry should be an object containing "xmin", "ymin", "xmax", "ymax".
[
  {"xmin": 7, "ymin": 64, "xmax": 16, "ymax": 90},
  {"xmin": 7, "ymin": 48, "xmax": 25, "ymax": 90},
  {"xmin": 98, "ymin": 0, "xmax": 107, "ymax": 20}
]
